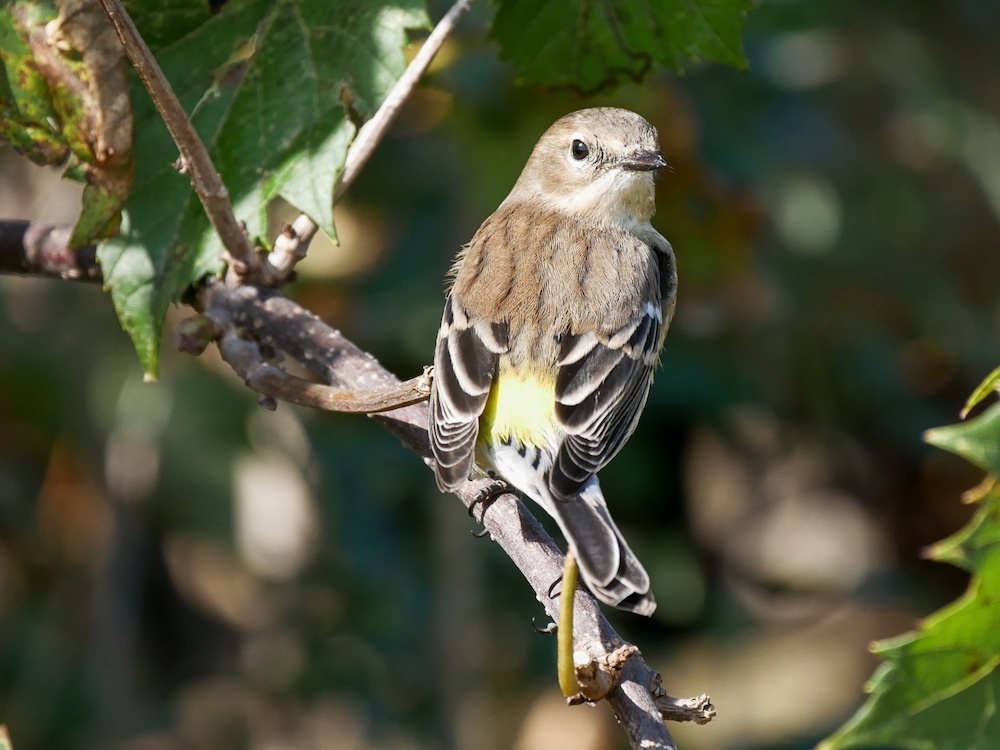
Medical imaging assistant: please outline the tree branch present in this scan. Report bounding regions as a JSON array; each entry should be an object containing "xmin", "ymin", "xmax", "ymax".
[
  {"xmin": 216, "ymin": 324, "xmax": 432, "ymax": 413},
  {"xmin": 96, "ymin": 0, "xmax": 259, "ymax": 277},
  {"xmin": 656, "ymin": 692, "xmax": 716, "ymax": 725},
  {"xmin": 201, "ymin": 282, "xmax": 694, "ymax": 750},
  {"xmin": 201, "ymin": 282, "xmax": 432, "ymax": 445},
  {"xmin": 0, "ymin": 221, "xmax": 101, "ymax": 281},
  {"xmin": 265, "ymin": 213, "xmax": 318, "ymax": 281}
]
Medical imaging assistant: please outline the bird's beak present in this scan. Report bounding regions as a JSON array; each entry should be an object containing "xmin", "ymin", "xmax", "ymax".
[{"xmin": 620, "ymin": 151, "xmax": 667, "ymax": 172}]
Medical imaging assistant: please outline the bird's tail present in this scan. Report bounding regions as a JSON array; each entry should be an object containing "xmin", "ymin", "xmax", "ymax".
[{"xmin": 548, "ymin": 479, "xmax": 656, "ymax": 616}]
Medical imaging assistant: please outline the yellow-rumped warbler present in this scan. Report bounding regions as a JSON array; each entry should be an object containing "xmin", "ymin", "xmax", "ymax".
[{"xmin": 429, "ymin": 108, "xmax": 676, "ymax": 615}]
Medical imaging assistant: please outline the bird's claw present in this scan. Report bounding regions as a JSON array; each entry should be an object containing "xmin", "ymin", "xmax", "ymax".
[
  {"xmin": 546, "ymin": 575, "xmax": 563, "ymax": 600},
  {"xmin": 467, "ymin": 478, "xmax": 509, "ymax": 526},
  {"xmin": 532, "ymin": 618, "xmax": 557, "ymax": 635}
]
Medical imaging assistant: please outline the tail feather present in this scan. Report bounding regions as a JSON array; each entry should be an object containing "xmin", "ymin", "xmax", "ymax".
[{"xmin": 549, "ymin": 479, "xmax": 656, "ymax": 616}]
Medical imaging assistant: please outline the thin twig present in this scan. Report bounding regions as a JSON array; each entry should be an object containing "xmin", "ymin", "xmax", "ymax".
[
  {"xmin": 265, "ymin": 214, "xmax": 318, "ymax": 281},
  {"xmin": 96, "ymin": 0, "xmax": 258, "ymax": 277},
  {"xmin": 335, "ymin": 0, "xmax": 474, "ymax": 202},
  {"xmin": 250, "ymin": 366, "xmax": 431, "ymax": 413},
  {"xmin": 655, "ymin": 692, "xmax": 716, "ymax": 725}
]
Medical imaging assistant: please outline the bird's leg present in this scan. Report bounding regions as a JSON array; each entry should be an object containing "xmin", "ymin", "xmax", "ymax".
[{"xmin": 468, "ymin": 476, "xmax": 509, "ymax": 531}]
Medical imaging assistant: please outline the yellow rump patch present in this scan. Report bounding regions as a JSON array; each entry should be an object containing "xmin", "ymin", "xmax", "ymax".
[{"xmin": 479, "ymin": 366, "xmax": 558, "ymax": 449}]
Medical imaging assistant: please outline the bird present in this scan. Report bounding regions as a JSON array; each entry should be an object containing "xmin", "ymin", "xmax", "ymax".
[{"xmin": 429, "ymin": 107, "xmax": 676, "ymax": 616}]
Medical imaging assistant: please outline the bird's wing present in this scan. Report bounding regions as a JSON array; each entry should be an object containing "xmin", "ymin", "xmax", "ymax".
[
  {"xmin": 430, "ymin": 294, "xmax": 509, "ymax": 491},
  {"xmin": 549, "ymin": 301, "xmax": 661, "ymax": 500}
]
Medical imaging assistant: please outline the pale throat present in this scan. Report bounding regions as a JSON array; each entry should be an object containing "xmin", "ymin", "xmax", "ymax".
[{"xmin": 549, "ymin": 171, "xmax": 656, "ymax": 228}]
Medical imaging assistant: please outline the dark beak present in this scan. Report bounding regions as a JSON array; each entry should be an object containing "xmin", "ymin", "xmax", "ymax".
[{"xmin": 620, "ymin": 151, "xmax": 668, "ymax": 172}]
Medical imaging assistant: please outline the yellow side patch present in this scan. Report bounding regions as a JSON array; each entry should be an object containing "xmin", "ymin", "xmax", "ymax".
[{"xmin": 479, "ymin": 366, "xmax": 558, "ymax": 449}]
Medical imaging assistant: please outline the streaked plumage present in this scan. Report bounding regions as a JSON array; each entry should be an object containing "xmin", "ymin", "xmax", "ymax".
[{"xmin": 430, "ymin": 108, "xmax": 676, "ymax": 615}]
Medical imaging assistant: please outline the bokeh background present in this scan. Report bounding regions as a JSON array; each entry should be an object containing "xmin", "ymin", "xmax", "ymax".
[{"xmin": 2, "ymin": 1, "xmax": 999, "ymax": 748}]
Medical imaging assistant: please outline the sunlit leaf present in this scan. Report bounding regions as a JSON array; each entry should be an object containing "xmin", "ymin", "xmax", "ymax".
[
  {"xmin": 925, "ymin": 402, "xmax": 1000, "ymax": 476},
  {"xmin": 962, "ymin": 364, "xmax": 1000, "ymax": 418}
]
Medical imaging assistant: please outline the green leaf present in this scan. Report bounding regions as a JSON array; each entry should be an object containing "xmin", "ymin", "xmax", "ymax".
[
  {"xmin": 0, "ymin": 0, "xmax": 133, "ymax": 246},
  {"xmin": 820, "ymin": 489, "xmax": 1000, "ymax": 750},
  {"xmin": 0, "ymin": 1, "xmax": 68, "ymax": 163},
  {"xmin": 491, "ymin": 0, "xmax": 753, "ymax": 92},
  {"xmin": 98, "ymin": 0, "xmax": 429, "ymax": 377},
  {"xmin": 928, "ymin": 488, "xmax": 1000, "ymax": 574},
  {"xmin": 925, "ymin": 402, "xmax": 1000, "ymax": 476},
  {"xmin": 823, "ymin": 396, "xmax": 1000, "ymax": 750},
  {"xmin": 70, "ymin": 182, "xmax": 125, "ymax": 248},
  {"xmin": 962, "ymin": 365, "xmax": 1000, "ymax": 418}
]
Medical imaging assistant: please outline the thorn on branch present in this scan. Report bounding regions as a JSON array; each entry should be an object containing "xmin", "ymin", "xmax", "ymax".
[
  {"xmin": 222, "ymin": 250, "xmax": 249, "ymax": 277},
  {"xmin": 546, "ymin": 576, "xmax": 562, "ymax": 601}
]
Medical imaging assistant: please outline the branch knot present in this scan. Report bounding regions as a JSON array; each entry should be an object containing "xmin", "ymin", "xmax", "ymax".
[{"xmin": 569, "ymin": 642, "xmax": 639, "ymax": 704}]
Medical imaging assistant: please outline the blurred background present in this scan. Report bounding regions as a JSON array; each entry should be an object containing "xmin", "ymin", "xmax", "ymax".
[{"xmin": 2, "ymin": 0, "xmax": 999, "ymax": 748}]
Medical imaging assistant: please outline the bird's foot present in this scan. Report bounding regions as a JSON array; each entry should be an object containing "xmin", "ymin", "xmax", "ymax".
[{"xmin": 468, "ymin": 478, "xmax": 509, "ymax": 529}]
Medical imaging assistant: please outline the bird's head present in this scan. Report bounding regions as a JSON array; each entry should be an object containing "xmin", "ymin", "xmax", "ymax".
[{"xmin": 512, "ymin": 107, "xmax": 667, "ymax": 228}]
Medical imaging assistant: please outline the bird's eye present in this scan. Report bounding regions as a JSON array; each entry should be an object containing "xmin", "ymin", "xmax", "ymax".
[{"xmin": 571, "ymin": 139, "xmax": 590, "ymax": 160}]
